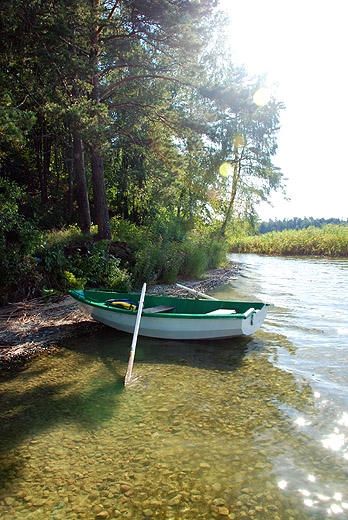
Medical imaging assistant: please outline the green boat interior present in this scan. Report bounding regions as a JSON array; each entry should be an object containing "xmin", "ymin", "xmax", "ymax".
[{"xmin": 70, "ymin": 290, "xmax": 266, "ymax": 318}]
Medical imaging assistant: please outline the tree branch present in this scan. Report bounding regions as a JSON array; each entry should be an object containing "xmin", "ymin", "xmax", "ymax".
[
  {"xmin": 97, "ymin": 0, "xmax": 120, "ymax": 36},
  {"xmin": 100, "ymin": 74, "xmax": 187, "ymax": 101}
]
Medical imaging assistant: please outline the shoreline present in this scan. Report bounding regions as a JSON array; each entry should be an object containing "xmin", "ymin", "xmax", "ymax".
[{"xmin": 0, "ymin": 260, "xmax": 242, "ymax": 378}]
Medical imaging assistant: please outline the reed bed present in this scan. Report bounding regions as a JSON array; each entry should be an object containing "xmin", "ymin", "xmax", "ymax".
[{"xmin": 230, "ymin": 225, "xmax": 348, "ymax": 257}]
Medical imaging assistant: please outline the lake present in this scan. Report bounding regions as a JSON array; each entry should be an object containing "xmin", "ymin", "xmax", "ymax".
[{"xmin": 1, "ymin": 254, "xmax": 348, "ymax": 519}]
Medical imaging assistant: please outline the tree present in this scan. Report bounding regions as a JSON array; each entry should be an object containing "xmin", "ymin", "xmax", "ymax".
[
  {"xmin": 65, "ymin": 0, "xmax": 218, "ymax": 238},
  {"xmin": 0, "ymin": 0, "xmax": 286, "ymax": 239},
  {"xmin": 205, "ymin": 74, "xmax": 286, "ymax": 235},
  {"xmin": 0, "ymin": 0, "xmax": 86, "ymax": 228}
]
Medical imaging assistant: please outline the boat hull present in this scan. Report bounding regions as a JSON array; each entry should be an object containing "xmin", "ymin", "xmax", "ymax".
[{"xmin": 70, "ymin": 290, "xmax": 269, "ymax": 340}]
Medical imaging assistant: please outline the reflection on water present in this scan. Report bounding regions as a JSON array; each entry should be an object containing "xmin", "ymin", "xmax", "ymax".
[{"xmin": 1, "ymin": 254, "xmax": 348, "ymax": 519}]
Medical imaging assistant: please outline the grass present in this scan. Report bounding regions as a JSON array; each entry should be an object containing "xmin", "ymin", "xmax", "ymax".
[{"xmin": 229, "ymin": 225, "xmax": 348, "ymax": 257}]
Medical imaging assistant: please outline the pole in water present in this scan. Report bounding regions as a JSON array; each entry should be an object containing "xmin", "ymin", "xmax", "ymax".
[{"xmin": 124, "ymin": 282, "xmax": 147, "ymax": 387}]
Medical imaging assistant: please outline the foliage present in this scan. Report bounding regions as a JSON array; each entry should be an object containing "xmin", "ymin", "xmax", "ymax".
[
  {"xmin": 111, "ymin": 210, "xmax": 228, "ymax": 286},
  {"xmin": 197, "ymin": 43, "xmax": 285, "ymax": 234},
  {"xmin": 62, "ymin": 271, "xmax": 85, "ymax": 291},
  {"xmin": 134, "ymin": 241, "xmax": 185, "ymax": 285},
  {"xmin": 0, "ymin": 203, "xmax": 229, "ymax": 302},
  {"xmin": 44, "ymin": 225, "xmax": 98, "ymax": 248},
  {"xmin": 181, "ymin": 229, "xmax": 228, "ymax": 277},
  {"xmin": 110, "ymin": 217, "xmax": 150, "ymax": 251},
  {"xmin": 0, "ymin": 179, "xmax": 42, "ymax": 303},
  {"xmin": 0, "ymin": 94, "xmax": 36, "ymax": 157},
  {"xmin": 133, "ymin": 226, "xmax": 228, "ymax": 286},
  {"xmin": 38, "ymin": 234, "xmax": 132, "ymax": 292},
  {"xmin": 0, "ymin": 0, "xmax": 285, "ymax": 242},
  {"xmin": 230, "ymin": 225, "xmax": 348, "ymax": 257}
]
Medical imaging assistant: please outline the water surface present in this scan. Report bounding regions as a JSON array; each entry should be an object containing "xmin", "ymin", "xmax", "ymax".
[{"xmin": 1, "ymin": 254, "xmax": 348, "ymax": 519}]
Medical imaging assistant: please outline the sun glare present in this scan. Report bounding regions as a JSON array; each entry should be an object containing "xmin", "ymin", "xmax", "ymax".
[
  {"xmin": 219, "ymin": 162, "xmax": 233, "ymax": 177},
  {"xmin": 321, "ymin": 432, "xmax": 345, "ymax": 451},
  {"xmin": 253, "ymin": 87, "xmax": 271, "ymax": 106}
]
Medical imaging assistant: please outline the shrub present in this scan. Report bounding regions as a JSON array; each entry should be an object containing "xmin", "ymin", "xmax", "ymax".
[
  {"xmin": 38, "ymin": 232, "xmax": 132, "ymax": 292},
  {"xmin": 0, "ymin": 179, "xmax": 42, "ymax": 303},
  {"xmin": 181, "ymin": 231, "xmax": 228, "ymax": 279},
  {"xmin": 180, "ymin": 240, "xmax": 208, "ymax": 279},
  {"xmin": 133, "ymin": 241, "xmax": 184, "ymax": 286},
  {"xmin": 110, "ymin": 217, "xmax": 149, "ymax": 250},
  {"xmin": 63, "ymin": 271, "xmax": 86, "ymax": 290},
  {"xmin": 132, "ymin": 227, "xmax": 228, "ymax": 287}
]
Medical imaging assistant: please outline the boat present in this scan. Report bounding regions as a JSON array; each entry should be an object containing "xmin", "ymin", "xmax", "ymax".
[{"xmin": 69, "ymin": 288, "xmax": 271, "ymax": 340}]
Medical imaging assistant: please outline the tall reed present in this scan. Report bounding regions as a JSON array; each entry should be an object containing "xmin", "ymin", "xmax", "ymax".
[{"xmin": 230, "ymin": 225, "xmax": 348, "ymax": 257}]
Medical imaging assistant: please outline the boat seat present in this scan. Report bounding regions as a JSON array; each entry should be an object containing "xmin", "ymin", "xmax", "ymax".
[
  {"xmin": 205, "ymin": 309, "xmax": 237, "ymax": 315},
  {"xmin": 143, "ymin": 305, "xmax": 176, "ymax": 313}
]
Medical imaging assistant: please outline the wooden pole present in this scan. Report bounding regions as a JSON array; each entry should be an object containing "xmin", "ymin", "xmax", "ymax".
[
  {"xmin": 176, "ymin": 283, "xmax": 218, "ymax": 301},
  {"xmin": 124, "ymin": 283, "xmax": 146, "ymax": 387}
]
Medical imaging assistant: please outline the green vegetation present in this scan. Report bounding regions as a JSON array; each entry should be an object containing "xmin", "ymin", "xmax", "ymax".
[
  {"xmin": 0, "ymin": 218, "xmax": 228, "ymax": 305},
  {"xmin": 6, "ymin": 5, "xmax": 345, "ymax": 303},
  {"xmin": 0, "ymin": 0, "xmax": 285, "ymax": 242},
  {"xmin": 0, "ymin": 0, "xmax": 288, "ymax": 304},
  {"xmin": 259, "ymin": 217, "xmax": 347, "ymax": 234},
  {"xmin": 230, "ymin": 225, "xmax": 348, "ymax": 257},
  {"xmin": 0, "ymin": 179, "xmax": 43, "ymax": 303}
]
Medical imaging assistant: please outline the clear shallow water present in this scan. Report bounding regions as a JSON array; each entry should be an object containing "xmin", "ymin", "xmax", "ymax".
[{"xmin": 1, "ymin": 254, "xmax": 348, "ymax": 519}]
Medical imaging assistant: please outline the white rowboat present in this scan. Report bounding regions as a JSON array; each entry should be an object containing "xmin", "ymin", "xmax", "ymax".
[{"xmin": 69, "ymin": 289, "xmax": 271, "ymax": 340}]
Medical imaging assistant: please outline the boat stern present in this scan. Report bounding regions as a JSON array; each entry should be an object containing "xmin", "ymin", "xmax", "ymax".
[{"xmin": 241, "ymin": 305, "xmax": 269, "ymax": 336}]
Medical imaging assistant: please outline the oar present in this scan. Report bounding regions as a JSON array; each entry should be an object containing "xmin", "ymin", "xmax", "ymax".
[
  {"xmin": 124, "ymin": 282, "xmax": 147, "ymax": 387},
  {"xmin": 176, "ymin": 283, "xmax": 218, "ymax": 301}
]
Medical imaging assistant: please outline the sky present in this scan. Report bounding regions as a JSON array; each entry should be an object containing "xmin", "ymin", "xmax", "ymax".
[{"xmin": 218, "ymin": 0, "xmax": 348, "ymax": 221}]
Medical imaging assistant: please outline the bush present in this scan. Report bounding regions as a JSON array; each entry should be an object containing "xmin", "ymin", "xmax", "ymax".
[
  {"xmin": 181, "ymin": 231, "xmax": 228, "ymax": 279},
  {"xmin": 110, "ymin": 217, "xmax": 149, "ymax": 251},
  {"xmin": 0, "ymin": 179, "xmax": 42, "ymax": 303},
  {"xmin": 133, "ymin": 240, "xmax": 184, "ymax": 286},
  {"xmin": 1, "ymin": 206, "xmax": 229, "ymax": 302},
  {"xmin": 133, "ymin": 228, "xmax": 228, "ymax": 286},
  {"xmin": 38, "ymin": 235, "xmax": 132, "ymax": 292},
  {"xmin": 180, "ymin": 240, "xmax": 208, "ymax": 279}
]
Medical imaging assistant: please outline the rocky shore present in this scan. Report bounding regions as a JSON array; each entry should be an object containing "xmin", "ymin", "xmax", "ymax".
[
  {"xmin": 0, "ymin": 260, "xmax": 242, "ymax": 377},
  {"xmin": 0, "ymin": 297, "xmax": 102, "ymax": 378}
]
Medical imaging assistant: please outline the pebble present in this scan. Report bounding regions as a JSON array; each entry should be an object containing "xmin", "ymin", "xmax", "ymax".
[
  {"xmin": 1, "ymin": 319, "xmax": 342, "ymax": 520},
  {"xmin": 212, "ymin": 498, "xmax": 226, "ymax": 506},
  {"xmin": 168, "ymin": 494, "xmax": 182, "ymax": 506}
]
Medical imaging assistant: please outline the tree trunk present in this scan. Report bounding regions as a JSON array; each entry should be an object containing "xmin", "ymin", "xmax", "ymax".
[
  {"xmin": 72, "ymin": 129, "xmax": 91, "ymax": 234},
  {"xmin": 34, "ymin": 125, "xmax": 49, "ymax": 205},
  {"xmin": 42, "ymin": 125, "xmax": 51, "ymax": 204},
  {"xmin": 90, "ymin": 145, "xmax": 111, "ymax": 240},
  {"xmin": 220, "ymin": 152, "xmax": 241, "ymax": 236},
  {"xmin": 89, "ymin": 25, "xmax": 111, "ymax": 240}
]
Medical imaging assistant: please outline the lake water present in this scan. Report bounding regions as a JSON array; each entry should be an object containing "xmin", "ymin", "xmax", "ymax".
[{"xmin": 1, "ymin": 254, "xmax": 348, "ymax": 520}]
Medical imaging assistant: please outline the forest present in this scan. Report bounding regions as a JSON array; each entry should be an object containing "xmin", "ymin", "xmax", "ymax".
[
  {"xmin": 258, "ymin": 217, "xmax": 348, "ymax": 234},
  {"xmin": 0, "ymin": 0, "xmax": 285, "ymax": 303}
]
